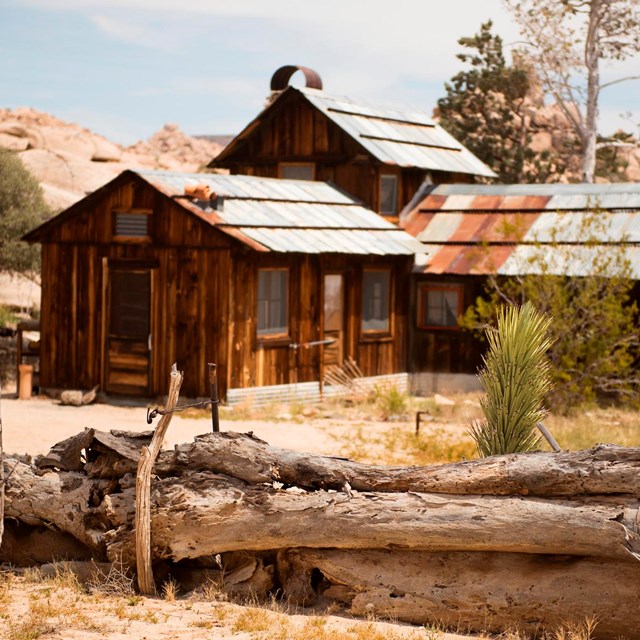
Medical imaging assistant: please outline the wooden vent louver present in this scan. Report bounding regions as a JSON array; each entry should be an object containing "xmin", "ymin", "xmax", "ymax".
[{"xmin": 115, "ymin": 212, "xmax": 148, "ymax": 238}]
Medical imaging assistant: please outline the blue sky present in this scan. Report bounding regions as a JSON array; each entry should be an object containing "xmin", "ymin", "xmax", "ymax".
[{"xmin": 1, "ymin": 0, "xmax": 639, "ymax": 146}]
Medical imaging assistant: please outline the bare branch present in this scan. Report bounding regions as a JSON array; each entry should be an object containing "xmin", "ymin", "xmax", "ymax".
[{"xmin": 600, "ymin": 75, "xmax": 640, "ymax": 89}]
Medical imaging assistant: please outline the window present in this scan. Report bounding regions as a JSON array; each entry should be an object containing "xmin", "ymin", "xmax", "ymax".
[
  {"xmin": 279, "ymin": 163, "xmax": 315, "ymax": 181},
  {"xmin": 379, "ymin": 175, "xmax": 398, "ymax": 215},
  {"xmin": 113, "ymin": 210, "xmax": 150, "ymax": 240},
  {"xmin": 362, "ymin": 270, "xmax": 390, "ymax": 333},
  {"xmin": 257, "ymin": 269, "xmax": 288, "ymax": 337},
  {"xmin": 419, "ymin": 285, "xmax": 463, "ymax": 329}
]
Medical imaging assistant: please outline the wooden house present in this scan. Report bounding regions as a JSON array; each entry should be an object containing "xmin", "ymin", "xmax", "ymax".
[
  {"xmin": 209, "ymin": 65, "xmax": 496, "ymax": 219},
  {"xmin": 24, "ymin": 169, "xmax": 423, "ymax": 399},
  {"xmin": 400, "ymin": 182, "xmax": 640, "ymax": 392}
]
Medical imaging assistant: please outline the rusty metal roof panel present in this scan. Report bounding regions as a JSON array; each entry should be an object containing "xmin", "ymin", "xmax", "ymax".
[
  {"xmin": 299, "ymin": 88, "xmax": 496, "ymax": 178},
  {"xmin": 416, "ymin": 244, "xmax": 515, "ymax": 275},
  {"xmin": 416, "ymin": 213, "xmax": 464, "ymax": 242},
  {"xmin": 404, "ymin": 182, "xmax": 640, "ymax": 212}
]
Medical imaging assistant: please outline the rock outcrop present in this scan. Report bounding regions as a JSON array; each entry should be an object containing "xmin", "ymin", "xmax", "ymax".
[{"xmin": 0, "ymin": 108, "xmax": 227, "ymax": 210}]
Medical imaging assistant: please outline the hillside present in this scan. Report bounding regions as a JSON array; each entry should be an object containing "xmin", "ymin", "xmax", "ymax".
[{"xmin": 0, "ymin": 108, "xmax": 228, "ymax": 211}]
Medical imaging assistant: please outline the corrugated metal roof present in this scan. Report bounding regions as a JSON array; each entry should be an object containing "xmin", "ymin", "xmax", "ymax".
[
  {"xmin": 299, "ymin": 88, "xmax": 496, "ymax": 178},
  {"xmin": 140, "ymin": 169, "xmax": 355, "ymax": 204},
  {"xmin": 402, "ymin": 182, "xmax": 640, "ymax": 276},
  {"xmin": 405, "ymin": 181, "xmax": 640, "ymax": 210},
  {"xmin": 136, "ymin": 170, "xmax": 424, "ymax": 256}
]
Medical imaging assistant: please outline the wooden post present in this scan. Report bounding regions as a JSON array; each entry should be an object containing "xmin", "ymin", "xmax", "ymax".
[
  {"xmin": 208, "ymin": 363, "xmax": 219, "ymax": 433},
  {"xmin": 135, "ymin": 363, "xmax": 183, "ymax": 595},
  {"xmin": 537, "ymin": 422, "xmax": 561, "ymax": 452}
]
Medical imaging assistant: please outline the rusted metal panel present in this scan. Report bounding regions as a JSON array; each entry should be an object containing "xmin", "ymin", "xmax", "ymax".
[
  {"xmin": 420, "ymin": 244, "xmax": 514, "ymax": 275},
  {"xmin": 270, "ymin": 65, "xmax": 323, "ymax": 91},
  {"xmin": 404, "ymin": 183, "xmax": 640, "ymax": 277}
]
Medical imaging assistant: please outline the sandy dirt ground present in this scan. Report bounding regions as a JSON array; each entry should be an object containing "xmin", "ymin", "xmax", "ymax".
[
  {"xmin": 1, "ymin": 394, "xmax": 477, "ymax": 640},
  {"xmin": 0, "ymin": 394, "xmax": 351, "ymax": 458}
]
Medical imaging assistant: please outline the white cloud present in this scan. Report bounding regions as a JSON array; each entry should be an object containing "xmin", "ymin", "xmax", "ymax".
[{"xmin": 90, "ymin": 14, "xmax": 179, "ymax": 50}]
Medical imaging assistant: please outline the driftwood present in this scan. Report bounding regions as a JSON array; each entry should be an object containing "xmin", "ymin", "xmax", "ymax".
[{"xmin": 3, "ymin": 428, "xmax": 640, "ymax": 638}]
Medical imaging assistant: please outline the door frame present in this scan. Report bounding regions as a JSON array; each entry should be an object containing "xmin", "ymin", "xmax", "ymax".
[
  {"xmin": 101, "ymin": 258, "xmax": 157, "ymax": 395},
  {"xmin": 321, "ymin": 271, "xmax": 347, "ymax": 383}
]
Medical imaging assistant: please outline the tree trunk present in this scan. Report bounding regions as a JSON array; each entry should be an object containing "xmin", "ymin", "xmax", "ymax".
[
  {"xmin": 100, "ymin": 471, "xmax": 640, "ymax": 565},
  {"xmin": 154, "ymin": 432, "xmax": 640, "ymax": 497},
  {"xmin": 582, "ymin": 0, "xmax": 602, "ymax": 183},
  {"xmin": 278, "ymin": 548, "xmax": 640, "ymax": 639},
  {"xmin": 4, "ymin": 429, "xmax": 640, "ymax": 639}
]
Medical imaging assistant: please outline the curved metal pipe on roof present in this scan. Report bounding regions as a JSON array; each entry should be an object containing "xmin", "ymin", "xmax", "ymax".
[{"xmin": 270, "ymin": 65, "xmax": 323, "ymax": 91}]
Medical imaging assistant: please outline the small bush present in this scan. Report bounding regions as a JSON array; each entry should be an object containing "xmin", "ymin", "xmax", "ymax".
[{"xmin": 470, "ymin": 302, "xmax": 553, "ymax": 456}]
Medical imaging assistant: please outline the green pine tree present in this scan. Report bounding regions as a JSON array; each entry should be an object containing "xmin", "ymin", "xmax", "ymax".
[
  {"xmin": 437, "ymin": 21, "xmax": 563, "ymax": 183},
  {"xmin": 0, "ymin": 147, "xmax": 50, "ymax": 279}
]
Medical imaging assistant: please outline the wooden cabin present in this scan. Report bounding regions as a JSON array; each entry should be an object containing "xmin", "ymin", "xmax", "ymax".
[
  {"xmin": 400, "ymin": 182, "xmax": 640, "ymax": 392},
  {"xmin": 24, "ymin": 169, "xmax": 423, "ymax": 399},
  {"xmin": 209, "ymin": 65, "xmax": 496, "ymax": 219}
]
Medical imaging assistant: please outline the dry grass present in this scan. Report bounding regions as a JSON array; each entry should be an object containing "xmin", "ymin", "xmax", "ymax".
[
  {"xmin": 87, "ymin": 560, "xmax": 135, "ymax": 597},
  {"xmin": 545, "ymin": 407, "xmax": 640, "ymax": 451}
]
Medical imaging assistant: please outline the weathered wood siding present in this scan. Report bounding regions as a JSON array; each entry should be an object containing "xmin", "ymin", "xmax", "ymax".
[
  {"xmin": 39, "ymin": 175, "xmax": 234, "ymax": 398},
  {"xmin": 37, "ymin": 173, "xmax": 412, "ymax": 398},
  {"xmin": 409, "ymin": 275, "xmax": 485, "ymax": 375},
  {"xmin": 218, "ymin": 92, "xmax": 435, "ymax": 215},
  {"xmin": 226, "ymin": 253, "xmax": 410, "ymax": 390}
]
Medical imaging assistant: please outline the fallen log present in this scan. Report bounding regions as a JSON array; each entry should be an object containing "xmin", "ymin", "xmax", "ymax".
[
  {"xmin": 37, "ymin": 429, "xmax": 640, "ymax": 498},
  {"xmin": 278, "ymin": 548, "xmax": 640, "ymax": 639},
  {"xmin": 5, "ymin": 429, "xmax": 640, "ymax": 639},
  {"xmin": 100, "ymin": 470, "xmax": 640, "ymax": 564},
  {"xmin": 159, "ymin": 433, "xmax": 640, "ymax": 497},
  {"xmin": 4, "ymin": 460, "xmax": 111, "ymax": 553}
]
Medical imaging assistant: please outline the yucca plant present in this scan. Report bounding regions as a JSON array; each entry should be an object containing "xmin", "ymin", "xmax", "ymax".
[{"xmin": 470, "ymin": 301, "xmax": 553, "ymax": 457}]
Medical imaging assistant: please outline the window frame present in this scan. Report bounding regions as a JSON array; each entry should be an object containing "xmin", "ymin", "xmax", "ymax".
[
  {"xmin": 417, "ymin": 284, "xmax": 464, "ymax": 331},
  {"xmin": 278, "ymin": 162, "xmax": 316, "ymax": 181},
  {"xmin": 112, "ymin": 208, "xmax": 152, "ymax": 244},
  {"xmin": 257, "ymin": 268, "xmax": 290, "ymax": 340},
  {"xmin": 361, "ymin": 268, "xmax": 392, "ymax": 337},
  {"xmin": 379, "ymin": 174, "xmax": 398, "ymax": 216}
]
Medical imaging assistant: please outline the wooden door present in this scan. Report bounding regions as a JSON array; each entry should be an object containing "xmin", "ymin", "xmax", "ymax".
[
  {"xmin": 105, "ymin": 268, "xmax": 152, "ymax": 395},
  {"xmin": 323, "ymin": 273, "xmax": 345, "ymax": 367}
]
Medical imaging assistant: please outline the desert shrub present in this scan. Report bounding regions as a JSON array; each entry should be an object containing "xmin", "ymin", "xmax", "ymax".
[
  {"xmin": 462, "ymin": 210, "xmax": 640, "ymax": 411},
  {"xmin": 470, "ymin": 302, "xmax": 553, "ymax": 456},
  {"xmin": 370, "ymin": 384, "xmax": 408, "ymax": 420}
]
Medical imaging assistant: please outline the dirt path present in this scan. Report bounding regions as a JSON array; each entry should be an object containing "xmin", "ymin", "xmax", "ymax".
[{"xmin": 0, "ymin": 395, "xmax": 360, "ymax": 458}]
